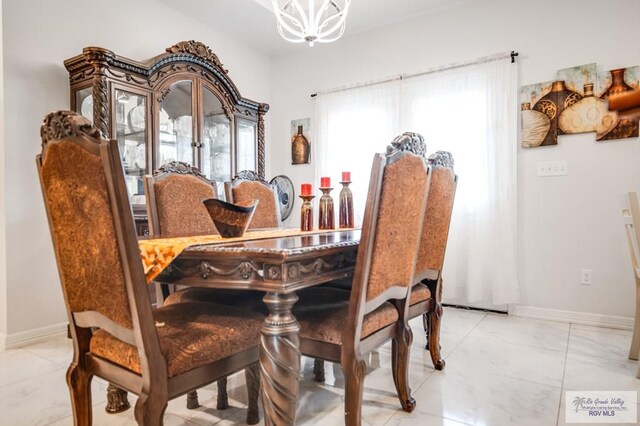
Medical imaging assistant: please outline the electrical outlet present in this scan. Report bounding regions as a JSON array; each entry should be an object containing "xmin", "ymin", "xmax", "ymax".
[
  {"xmin": 537, "ymin": 160, "xmax": 568, "ymax": 177},
  {"xmin": 580, "ymin": 269, "xmax": 592, "ymax": 285}
]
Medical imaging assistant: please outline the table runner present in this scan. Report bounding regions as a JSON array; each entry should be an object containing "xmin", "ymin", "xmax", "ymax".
[{"xmin": 140, "ymin": 228, "xmax": 352, "ymax": 282}]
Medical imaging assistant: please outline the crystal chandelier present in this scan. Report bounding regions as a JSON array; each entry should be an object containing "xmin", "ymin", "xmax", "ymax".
[{"xmin": 272, "ymin": 0, "xmax": 351, "ymax": 46}]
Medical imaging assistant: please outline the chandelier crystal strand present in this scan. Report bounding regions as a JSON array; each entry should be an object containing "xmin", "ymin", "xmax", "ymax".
[{"xmin": 272, "ymin": 0, "xmax": 351, "ymax": 46}]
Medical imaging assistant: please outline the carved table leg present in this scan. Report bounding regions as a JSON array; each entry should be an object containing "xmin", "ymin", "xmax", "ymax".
[
  {"xmin": 260, "ymin": 292, "xmax": 301, "ymax": 426},
  {"xmin": 105, "ymin": 384, "xmax": 130, "ymax": 413},
  {"xmin": 216, "ymin": 378, "xmax": 228, "ymax": 410},
  {"xmin": 245, "ymin": 363, "xmax": 261, "ymax": 425},
  {"xmin": 313, "ymin": 359, "xmax": 325, "ymax": 382},
  {"xmin": 186, "ymin": 391, "xmax": 199, "ymax": 409}
]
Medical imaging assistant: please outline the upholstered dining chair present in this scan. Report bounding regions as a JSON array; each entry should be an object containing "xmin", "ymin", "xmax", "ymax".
[
  {"xmin": 313, "ymin": 134, "xmax": 457, "ymax": 384},
  {"xmin": 144, "ymin": 161, "xmax": 218, "ymax": 239},
  {"xmin": 292, "ymin": 139, "xmax": 431, "ymax": 425},
  {"xmin": 36, "ymin": 111, "xmax": 264, "ymax": 425},
  {"xmin": 144, "ymin": 161, "xmax": 263, "ymax": 423},
  {"xmin": 622, "ymin": 191, "xmax": 640, "ymax": 378},
  {"xmin": 225, "ymin": 170, "xmax": 282, "ymax": 229},
  {"xmin": 405, "ymin": 149, "xmax": 457, "ymax": 371}
]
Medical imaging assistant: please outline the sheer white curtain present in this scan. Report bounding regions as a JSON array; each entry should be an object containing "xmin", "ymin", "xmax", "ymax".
[
  {"xmin": 315, "ymin": 56, "xmax": 519, "ymax": 306},
  {"xmin": 315, "ymin": 81, "xmax": 400, "ymax": 224},
  {"xmin": 401, "ymin": 59, "xmax": 519, "ymax": 306}
]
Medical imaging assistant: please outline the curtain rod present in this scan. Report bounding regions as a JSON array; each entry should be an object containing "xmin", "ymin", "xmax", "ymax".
[{"xmin": 310, "ymin": 50, "xmax": 519, "ymax": 98}]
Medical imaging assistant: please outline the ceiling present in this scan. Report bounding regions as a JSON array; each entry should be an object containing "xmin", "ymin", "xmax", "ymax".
[{"xmin": 158, "ymin": 0, "xmax": 472, "ymax": 55}]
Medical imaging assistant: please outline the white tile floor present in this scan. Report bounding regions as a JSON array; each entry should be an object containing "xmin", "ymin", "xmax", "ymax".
[{"xmin": 2, "ymin": 307, "xmax": 639, "ymax": 425}]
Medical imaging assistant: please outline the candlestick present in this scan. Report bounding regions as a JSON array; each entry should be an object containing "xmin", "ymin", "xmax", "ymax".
[
  {"xmin": 299, "ymin": 195, "xmax": 315, "ymax": 232},
  {"xmin": 339, "ymin": 180, "xmax": 354, "ymax": 229},
  {"xmin": 301, "ymin": 183, "xmax": 312, "ymax": 196},
  {"xmin": 320, "ymin": 176, "xmax": 331, "ymax": 188},
  {"xmin": 318, "ymin": 187, "xmax": 335, "ymax": 230}
]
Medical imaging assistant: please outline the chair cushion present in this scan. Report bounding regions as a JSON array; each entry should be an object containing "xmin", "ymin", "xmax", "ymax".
[
  {"xmin": 90, "ymin": 302, "xmax": 263, "ymax": 377},
  {"xmin": 410, "ymin": 283, "xmax": 431, "ymax": 306},
  {"xmin": 293, "ymin": 288, "xmax": 399, "ymax": 345},
  {"xmin": 164, "ymin": 288, "xmax": 267, "ymax": 314}
]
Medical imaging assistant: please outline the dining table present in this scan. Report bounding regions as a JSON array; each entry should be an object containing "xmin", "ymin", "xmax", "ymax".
[{"xmin": 148, "ymin": 228, "xmax": 361, "ymax": 426}]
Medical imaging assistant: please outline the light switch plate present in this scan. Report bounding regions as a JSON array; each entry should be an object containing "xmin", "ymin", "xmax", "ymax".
[{"xmin": 537, "ymin": 160, "xmax": 568, "ymax": 177}]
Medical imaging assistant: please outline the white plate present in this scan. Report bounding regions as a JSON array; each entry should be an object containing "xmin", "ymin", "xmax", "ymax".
[
  {"xmin": 134, "ymin": 144, "xmax": 146, "ymax": 169},
  {"xmin": 159, "ymin": 109, "xmax": 172, "ymax": 133},
  {"xmin": 80, "ymin": 95, "xmax": 93, "ymax": 121},
  {"xmin": 127, "ymin": 105, "xmax": 146, "ymax": 132},
  {"xmin": 174, "ymin": 115, "xmax": 192, "ymax": 137}
]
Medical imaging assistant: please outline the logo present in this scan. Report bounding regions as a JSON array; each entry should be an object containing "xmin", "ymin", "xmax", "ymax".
[{"xmin": 566, "ymin": 391, "xmax": 637, "ymax": 423}]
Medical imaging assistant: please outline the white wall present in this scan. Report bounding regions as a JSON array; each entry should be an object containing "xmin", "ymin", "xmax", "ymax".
[
  {"xmin": 269, "ymin": 0, "xmax": 640, "ymax": 319},
  {"xmin": 1, "ymin": 0, "xmax": 271, "ymax": 342},
  {"xmin": 0, "ymin": 0, "xmax": 6, "ymax": 342}
]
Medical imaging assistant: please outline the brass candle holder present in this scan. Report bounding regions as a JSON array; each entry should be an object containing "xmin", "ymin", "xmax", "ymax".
[
  {"xmin": 299, "ymin": 195, "xmax": 315, "ymax": 232},
  {"xmin": 318, "ymin": 187, "xmax": 335, "ymax": 230},
  {"xmin": 339, "ymin": 181, "xmax": 354, "ymax": 228}
]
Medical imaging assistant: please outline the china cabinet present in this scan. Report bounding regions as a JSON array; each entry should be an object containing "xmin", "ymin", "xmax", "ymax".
[{"xmin": 64, "ymin": 41, "xmax": 269, "ymax": 235}]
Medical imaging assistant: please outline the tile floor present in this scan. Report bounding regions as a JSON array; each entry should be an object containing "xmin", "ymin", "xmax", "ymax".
[{"xmin": 1, "ymin": 307, "xmax": 638, "ymax": 425}]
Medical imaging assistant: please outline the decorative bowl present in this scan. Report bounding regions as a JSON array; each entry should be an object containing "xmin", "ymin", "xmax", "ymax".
[{"xmin": 202, "ymin": 198, "xmax": 259, "ymax": 238}]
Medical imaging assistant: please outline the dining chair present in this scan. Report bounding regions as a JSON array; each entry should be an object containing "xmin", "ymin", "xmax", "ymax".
[
  {"xmin": 292, "ymin": 139, "xmax": 431, "ymax": 425},
  {"xmin": 144, "ymin": 160, "xmax": 263, "ymax": 422},
  {"xmin": 622, "ymin": 191, "xmax": 640, "ymax": 377},
  {"xmin": 313, "ymin": 134, "xmax": 456, "ymax": 384},
  {"xmin": 144, "ymin": 160, "xmax": 218, "ymax": 239},
  {"xmin": 37, "ymin": 111, "xmax": 264, "ymax": 425},
  {"xmin": 225, "ymin": 170, "xmax": 282, "ymax": 228},
  {"xmin": 406, "ymin": 149, "xmax": 457, "ymax": 371}
]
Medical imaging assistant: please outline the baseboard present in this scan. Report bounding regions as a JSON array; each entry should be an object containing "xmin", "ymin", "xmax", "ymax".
[
  {"xmin": 1, "ymin": 322, "xmax": 67, "ymax": 350},
  {"xmin": 510, "ymin": 304, "xmax": 634, "ymax": 331}
]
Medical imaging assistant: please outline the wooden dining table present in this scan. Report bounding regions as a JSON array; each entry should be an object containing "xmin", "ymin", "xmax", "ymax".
[{"xmin": 153, "ymin": 228, "xmax": 361, "ymax": 425}]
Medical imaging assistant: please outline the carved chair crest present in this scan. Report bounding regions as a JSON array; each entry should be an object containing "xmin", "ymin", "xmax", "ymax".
[
  {"xmin": 387, "ymin": 132, "xmax": 427, "ymax": 158},
  {"xmin": 41, "ymin": 111, "xmax": 100, "ymax": 146},
  {"xmin": 233, "ymin": 170, "xmax": 271, "ymax": 186},
  {"xmin": 427, "ymin": 151, "xmax": 455, "ymax": 170},
  {"xmin": 155, "ymin": 161, "xmax": 208, "ymax": 180}
]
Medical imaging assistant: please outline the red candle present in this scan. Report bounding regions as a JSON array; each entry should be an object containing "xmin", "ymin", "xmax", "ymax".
[
  {"xmin": 301, "ymin": 183, "xmax": 312, "ymax": 196},
  {"xmin": 342, "ymin": 171, "xmax": 351, "ymax": 182},
  {"xmin": 320, "ymin": 177, "xmax": 331, "ymax": 188}
]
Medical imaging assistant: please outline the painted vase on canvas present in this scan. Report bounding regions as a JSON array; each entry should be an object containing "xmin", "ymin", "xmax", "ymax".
[
  {"xmin": 291, "ymin": 125, "xmax": 310, "ymax": 164},
  {"xmin": 521, "ymin": 102, "xmax": 552, "ymax": 148},
  {"xmin": 533, "ymin": 80, "xmax": 582, "ymax": 136},
  {"xmin": 558, "ymin": 83, "xmax": 607, "ymax": 134},
  {"xmin": 597, "ymin": 68, "xmax": 639, "ymax": 141}
]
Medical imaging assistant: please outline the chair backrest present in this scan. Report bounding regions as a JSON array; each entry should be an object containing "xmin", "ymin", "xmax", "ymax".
[
  {"xmin": 225, "ymin": 170, "xmax": 282, "ymax": 229},
  {"xmin": 623, "ymin": 192, "xmax": 640, "ymax": 280},
  {"xmin": 37, "ymin": 111, "xmax": 163, "ymax": 373},
  {"xmin": 416, "ymin": 151, "xmax": 458, "ymax": 280},
  {"xmin": 345, "ymin": 134, "xmax": 431, "ymax": 347},
  {"xmin": 144, "ymin": 161, "xmax": 218, "ymax": 238}
]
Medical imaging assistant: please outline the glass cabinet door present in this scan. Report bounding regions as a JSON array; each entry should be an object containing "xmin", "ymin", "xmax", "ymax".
[
  {"xmin": 236, "ymin": 120, "xmax": 257, "ymax": 172},
  {"xmin": 114, "ymin": 89, "xmax": 148, "ymax": 203},
  {"xmin": 157, "ymin": 80, "xmax": 194, "ymax": 168},
  {"xmin": 201, "ymin": 87, "xmax": 231, "ymax": 197}
]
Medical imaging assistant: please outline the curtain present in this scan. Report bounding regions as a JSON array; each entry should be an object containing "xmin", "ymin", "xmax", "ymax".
[
  {"xmin": 314, "ymin": 81, "xmax": 400, "ymax": 225},
  {"xmin": 314, "ymin": 56, "xmax": 519, "ymax": 306}
]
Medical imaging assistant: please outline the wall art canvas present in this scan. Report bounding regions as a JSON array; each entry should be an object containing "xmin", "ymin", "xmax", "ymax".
[
  {"xmin": 556, "ymin": 63, "xmax": 599, "ymax": 134},
  {"xmin": 291, "ymin": 117, "xmax": 311, "ymax": 164},
  {"xmin": 596, "ymin": 66, "xmax": 640, "ymax": 141},
  {"xmin": 521, "ymin": 81, "xmax": 558, "ymax": 148},
  {"xmin": 521, "ymin": 62, "xmax": 640, "ymax": 148}
]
